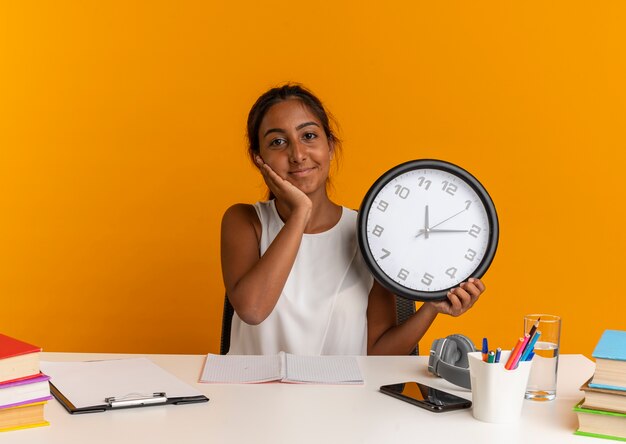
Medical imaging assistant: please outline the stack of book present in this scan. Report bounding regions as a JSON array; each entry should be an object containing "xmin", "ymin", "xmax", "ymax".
[
  {"xmin": 574, "ymin": 330, "xmax": 626, "ymax": 441},
  {"xmin": 0, "ymin": 333, "xmax": 51, "ymax": 433}
]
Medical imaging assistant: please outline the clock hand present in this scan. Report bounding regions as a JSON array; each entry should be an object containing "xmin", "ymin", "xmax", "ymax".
[
  {"xmin": 417, "ymin": 229, "xmax": 469, "ymax": 234},
  {"xmin": 415, "ymin": 205, "xmax": 431, "ymax": 239},
  {"xmin": 416, "ymin": 206, "xmax": 470, "ymax": 238},
  {"xmin": 429, "ymin": 207, "xmax": 469, "ymax": 230}
]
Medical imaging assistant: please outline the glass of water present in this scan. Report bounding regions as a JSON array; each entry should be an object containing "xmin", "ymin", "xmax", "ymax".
[{"xmin": 524, "ymin": 314, "xmax": 561, "ymax": 401}]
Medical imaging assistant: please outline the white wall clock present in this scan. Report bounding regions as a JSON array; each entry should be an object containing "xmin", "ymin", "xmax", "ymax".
[{"xmin": 357, "ymin": 159, "xmax": 499, "ymax": 302}]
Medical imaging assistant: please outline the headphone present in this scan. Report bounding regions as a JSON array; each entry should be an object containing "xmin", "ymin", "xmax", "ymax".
[{"xmin": 428, "ymin": 334, "xmax": 477, "ymax": 390}]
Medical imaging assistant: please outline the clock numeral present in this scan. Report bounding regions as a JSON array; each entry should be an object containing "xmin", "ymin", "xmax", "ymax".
[
  {"xmin": 398, "ymin": 268, "xmax": 410, "ymax": 281},
  {"xmin": 421, "ymin": 273, "xmax": 434, "ymax": 286},
  {"xmin": 441, "ymin": 181, "xmax": 458, "ymax": 196},
  {"xmin": 464, "ymin": 248, "xmax": 477, "ymax": 261},
  {"xmin": 372, "ymin": 225, "xmax": 384, "ymax": 237},
  {"xmin": 445, "ymin": 267, "xmax": 458, "ymax": 279},
  {"xmin": 417, "ymin": 176, "xmax": 432, "ymax": 190},
  {"xmin": 376, "ymin": 200, "xmax": 389, "ymax": 212},
  {"xmin": 465, "ymin": 200, "xmax": 472, "ymax": 210},
  {"xmin": 394, "ymin": 185, "xmax": 410, "ymax": 199},
  {"xmin": 468, "ymin": 224, "xmax": 482, "ymax": 238},
  {"xmin": 380, "ymin": 248, "xmax": 390, "ymax": 260}
]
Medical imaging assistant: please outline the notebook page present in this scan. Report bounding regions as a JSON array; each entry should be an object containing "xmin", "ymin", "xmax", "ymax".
[
  {"xmin": 200, "ymin": 354, "xmax": 282, "ymax": 383},
  {"xmin": 283, "ymin": 354, "xmax": 363, "ymax": 384}
]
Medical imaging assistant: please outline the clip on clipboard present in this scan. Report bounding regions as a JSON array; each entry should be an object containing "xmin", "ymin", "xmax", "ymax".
[
  {"xmin": 105, "ymin": 392, "xmax": 167, "ymax": 408},
  {"xmin": 41, "ymin": 358, "xmax": 209, "ymax": 414}
]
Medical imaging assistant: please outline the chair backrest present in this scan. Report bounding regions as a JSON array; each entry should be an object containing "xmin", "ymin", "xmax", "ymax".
[
  {"xmin": 396, "ymin": 297, "xmax": 418, "ymax": 356},
  {"xmin": 220, "ymin": 295, "xmax": 419, "ymax": 355},
  {"xmin": 220, "ymin": 295, "xmax": 235, "ymax": 355}
]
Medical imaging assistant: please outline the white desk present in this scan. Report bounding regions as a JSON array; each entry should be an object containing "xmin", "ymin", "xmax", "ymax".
[{"xmin": 2, "ymin": 353, "xmax": 595, "ymax": 444}]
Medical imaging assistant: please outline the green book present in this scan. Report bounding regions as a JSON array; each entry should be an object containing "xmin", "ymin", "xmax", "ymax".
[
  {"xmin": 574, "ymin": 431, "xmax": 626, "ymax": 442},
  {"xmin": 574, "ymin": 401, "xmax": 626, "ymax": 441}
]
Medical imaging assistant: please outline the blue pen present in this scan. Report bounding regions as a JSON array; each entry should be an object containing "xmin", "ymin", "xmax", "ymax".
[
  {"xmin": 521, "ymin": 331, "xmax": 542, "ymax": 361},
  {"xmin": 527, "ymin": 351, "xmax": 536, "ymax": 361},
  {"xmin": 494, "ymin": 347, "xmax": 502, "ymax": 363},
  {"xmin": 482, "ymin": 338, "xmax": 489, "ymax": 362}
]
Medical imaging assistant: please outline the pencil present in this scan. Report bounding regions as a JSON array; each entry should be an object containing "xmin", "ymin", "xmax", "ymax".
[
  {"xmin": 510, "ymin": 334, "xmax": 531, "ymax": 370},
  {"xmin": 505, "ymin": 337, "xmax": 525, "ymax": 370},
  {"xmin": 520, "ymin": 330, "xmax": 541, "ymax": 362},
  {"xmin": 527, "ymin": 317, "xmax": 541, "ymax": 338}
]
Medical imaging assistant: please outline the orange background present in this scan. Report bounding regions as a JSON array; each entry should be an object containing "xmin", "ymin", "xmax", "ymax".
[{"xmin": 1, "ymin": 2, "xmax": 625, "ymax": 357}]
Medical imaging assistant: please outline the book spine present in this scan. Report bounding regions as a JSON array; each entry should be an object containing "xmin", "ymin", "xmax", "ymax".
[
  {"xmin": 0, "ymin": 396, "xmax": 53, "ymax": 410},
  {"xmin": 589, "ymin": 382, "xmax": 626, "ymax": 392}
]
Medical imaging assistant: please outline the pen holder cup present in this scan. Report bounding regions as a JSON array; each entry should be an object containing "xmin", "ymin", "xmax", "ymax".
[{"xmin": 468, "ymin": 351, "xmax": 533, "ymax": 424}]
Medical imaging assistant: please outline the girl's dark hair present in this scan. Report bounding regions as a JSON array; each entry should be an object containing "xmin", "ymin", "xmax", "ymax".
[{"xmin": 246, "ymin": 83, "xmax": 341, "ymax": 163}]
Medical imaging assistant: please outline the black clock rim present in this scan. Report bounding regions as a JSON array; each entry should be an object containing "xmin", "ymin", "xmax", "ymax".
[{"xmin": 357, "ymin": 159, "xmax": 499, "ymax": 302}]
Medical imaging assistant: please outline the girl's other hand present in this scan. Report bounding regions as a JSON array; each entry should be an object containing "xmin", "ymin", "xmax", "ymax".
[{"xmin": 426, "ymin": 278, "xmax": 485, "ymax": 317}]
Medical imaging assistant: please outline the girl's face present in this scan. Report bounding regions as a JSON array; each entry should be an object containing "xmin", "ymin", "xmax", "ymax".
[{"xmin": 257, "ymin": 98, "xmax": 334, "ymax": 196}]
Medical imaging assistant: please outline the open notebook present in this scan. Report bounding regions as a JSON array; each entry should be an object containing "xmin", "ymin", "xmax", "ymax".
[{"xmin": 200, "ymin": 352, "xmax": 364, "ymax": 385}]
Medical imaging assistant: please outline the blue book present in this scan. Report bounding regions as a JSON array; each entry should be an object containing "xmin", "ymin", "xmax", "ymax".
[{"xmin": 590, "ymin": 330, "xmax": 626, "ymax": 391}]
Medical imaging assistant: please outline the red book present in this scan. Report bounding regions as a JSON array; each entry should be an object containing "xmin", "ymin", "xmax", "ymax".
[{"xmin": 0, "ymin": 334, "xmax": 41, "ymax": 384}]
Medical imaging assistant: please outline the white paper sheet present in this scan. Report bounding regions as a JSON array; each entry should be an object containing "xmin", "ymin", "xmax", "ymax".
[
  {"xmin": 200, "ymin": 354, "xmax": 283, "ymax": 383},
  {"xmin": 41, "ymin": 357, "xmax": 204, "ymax": 408},
  {"xmin": 283, "ymin": 354, "xmax": 363, "ymax": 384}
]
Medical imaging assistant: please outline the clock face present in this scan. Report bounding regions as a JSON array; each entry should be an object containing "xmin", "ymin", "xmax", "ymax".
[{"xmin": 357, "ymin": 159, "xmax": 499, "ymax": 302}]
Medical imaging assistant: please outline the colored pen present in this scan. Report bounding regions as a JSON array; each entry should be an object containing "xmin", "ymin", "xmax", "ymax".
[
  {"xmin": 487, "ymin": 351, "xmax": 495, "ymax": 363},
  {"xmin": 527, "ymin": 351, "xmax": 536, "ymax": 361},
  {"xmin": 494, "ymin": 347, "xmax": 502, "ymax": 363},
  {"xmin": 482, "ymin": 338, "xmax": 489, "ymax": 362},
  {"xmin": 505, "ymin": 337, "xmax": 525, "ymax": 370},
  {"xmin": 510, "ymin": 333, "xmax": 531, "ymax": 369},
  {"xmin": 521, "ymin": 330, "xmax": 541, "ymax": 362}
]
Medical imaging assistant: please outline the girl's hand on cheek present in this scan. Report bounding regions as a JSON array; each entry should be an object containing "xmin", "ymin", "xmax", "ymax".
[{"xmin": 255, "ymin": 155, "xmax": 312, "ymax": 216}]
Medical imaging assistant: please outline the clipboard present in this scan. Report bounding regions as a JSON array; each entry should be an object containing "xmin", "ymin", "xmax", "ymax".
[{"xmin": 41, "ymin": 358, "xmax": 209, "ymax": 414}]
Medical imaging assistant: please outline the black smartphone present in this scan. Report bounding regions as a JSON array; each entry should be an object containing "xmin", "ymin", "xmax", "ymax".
[{"xmin": 379, "ymin": 381, "xmax": 472, "ymax": 412}]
